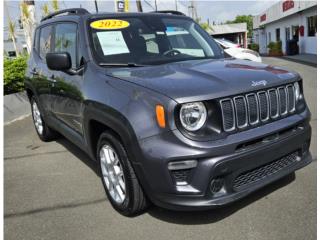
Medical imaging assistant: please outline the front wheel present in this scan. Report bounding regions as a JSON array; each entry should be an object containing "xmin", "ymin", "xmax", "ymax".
[
  {"xmin": 31, "ymin": 96, "xmax": 57, "ymax": 141},
  {"xmin": 97, "ymin": 132, "xmax": 148, "ymax": 216}
]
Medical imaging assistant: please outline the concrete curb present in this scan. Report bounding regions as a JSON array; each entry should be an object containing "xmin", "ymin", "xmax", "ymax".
[
  {"xmin": 4, "ymin": 91, "xmax": 31, "ymax": 124},
  {"xmin": 281, "ymin": 56, "xmax": 317, "ymax": 67}
]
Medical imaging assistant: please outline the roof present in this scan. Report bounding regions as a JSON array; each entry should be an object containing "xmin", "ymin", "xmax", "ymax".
[
  {"xmin": 40, "ymin": 8, "xmax": 189, "ymax": 24},
  {"xmin": 253, "ymin": 1, "xmax": 317, "ymax": 29},
  {"xmin": 207, "ymin": 23, "xmax": 247, "ymax": 35}
]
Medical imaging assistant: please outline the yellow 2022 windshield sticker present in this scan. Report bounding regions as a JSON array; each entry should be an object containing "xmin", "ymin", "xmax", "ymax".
[{"xmin": 90, "ymin": 19, "xmax": 130, "ymax": 30}]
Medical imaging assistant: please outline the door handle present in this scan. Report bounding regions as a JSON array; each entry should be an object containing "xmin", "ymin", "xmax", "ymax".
[
  {"xmin": 48, "ymin": 75, "xmax": 57, "ymax": 83},
  {"xmin": 30, "ymin": 68, "xmax": 39, "ymax": 75}
]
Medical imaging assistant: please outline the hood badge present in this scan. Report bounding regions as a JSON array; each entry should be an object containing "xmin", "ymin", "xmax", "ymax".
[{"xmin": 251, "ymin": 80, "xmax": 267, "ymax": 87}]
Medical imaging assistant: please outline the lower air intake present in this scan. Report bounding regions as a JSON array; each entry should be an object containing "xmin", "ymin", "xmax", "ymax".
[{"xmin": 233, "ymin": 151, "xmax": 300, "ymax": 190}]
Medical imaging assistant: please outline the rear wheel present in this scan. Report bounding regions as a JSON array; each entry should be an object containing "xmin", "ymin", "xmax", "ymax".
[
  {"xmin": 31, "ymin": 96, "xmax": 57, "ymax": 141},
  {"xmin": 97, "ymin": 131, "xmax": 148, "ymax": 216}
]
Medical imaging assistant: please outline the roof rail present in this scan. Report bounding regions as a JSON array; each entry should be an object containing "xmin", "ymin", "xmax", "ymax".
[
  {"xmin": 41, "ymin": 8, "xmax": 90, "ymax": 22},
  {"xmin": 151, "ymin": 10, "xmax": 186, "ymax": 16}
]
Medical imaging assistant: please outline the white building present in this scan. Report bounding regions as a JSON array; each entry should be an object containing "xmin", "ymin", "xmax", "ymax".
[{"xmin": 253, "ymin": 0, "xmax": 316, "ymax": 55}]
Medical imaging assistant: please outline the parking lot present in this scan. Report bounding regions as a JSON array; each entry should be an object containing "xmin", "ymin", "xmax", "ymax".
[{"xmin": 4, "ymin": 57, "xmax": 316, "ymax": 240}]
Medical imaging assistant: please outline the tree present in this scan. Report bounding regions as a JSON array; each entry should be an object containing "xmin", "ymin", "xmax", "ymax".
[
  {"xmin": 226, "ymin": 15, "xmax": 253, "ymax": 38},
  {"xmin": 51, "ymin": 0, "xmax": 59, "ymax": 12},
  {"xmin": 20, "ymin": 1, "xmax": 36, "ymax": 54},
  {"xmin": 199, "ymin": 22, "xmax": 212, "ymax": 31},
  {"xmin": 8, "ymin": 21, "xmax": 19, "ymax": 57},
  {"xmin": 195, "ymin": 18, "xmax": 212, "ymax": 31},
  {"xmin": 42, "ymin": 3, "xmax": 50, "ymax": 17}
]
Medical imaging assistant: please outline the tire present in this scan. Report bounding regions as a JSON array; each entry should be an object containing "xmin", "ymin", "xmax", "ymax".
[
  {"xmin": 30, "ymin": 96, "xmax": 57, "ymax": 142},
  {"xmin": 97, "ymin": 131, "xmax": 148, "ymax": 216}
]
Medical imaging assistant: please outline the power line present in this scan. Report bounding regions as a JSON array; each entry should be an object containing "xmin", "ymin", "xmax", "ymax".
[{"xmin": 143, "ymin": 0, "xmax": 155, "ymax": 10}]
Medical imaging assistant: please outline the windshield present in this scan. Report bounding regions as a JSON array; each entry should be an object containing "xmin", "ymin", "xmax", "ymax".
[{"xmin": 88, "ymin": 16, "xmax": 224, "ymax": 66}]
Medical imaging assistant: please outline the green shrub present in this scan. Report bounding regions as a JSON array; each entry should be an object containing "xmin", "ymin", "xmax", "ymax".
[
  {"xmin": 248, "ymin": 43, "xmax": 259, "ymax": 52},
  {"xmin": 267, "ymin": 41, "xmax": 282, "ymax": 55},
  {"xmin": 4, "ymin": 56, "xmax": 28, "ymax": 95}
]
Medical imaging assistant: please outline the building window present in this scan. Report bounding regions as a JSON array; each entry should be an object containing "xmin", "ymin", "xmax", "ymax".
[
  {"xmin": 276, "ymin": 28, "xmax": 280, "ymax": 42},
  {"xmin": 285, "ymin": 27, "xmax": 290, "ymax": 41},
  {"xmin": 307, "ymin": 15, "xmax": 317, "ymax": 36}
]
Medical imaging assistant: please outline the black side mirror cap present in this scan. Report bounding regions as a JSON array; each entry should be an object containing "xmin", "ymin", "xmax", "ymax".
[{"xmin": 46, "ymin": 52, "xmax": 71, "ymax": 71}]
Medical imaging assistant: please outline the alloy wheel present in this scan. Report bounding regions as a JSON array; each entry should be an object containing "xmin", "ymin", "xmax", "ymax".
[
  {"xmin": 100, "ymin": 144, "xmax": 126, "ymax": 204},
  {"xmin": 32, "ymin": 101, "xmax": 44, "ymax": 135}
]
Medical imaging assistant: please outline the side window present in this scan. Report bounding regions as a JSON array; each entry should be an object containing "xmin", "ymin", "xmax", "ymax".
[
  {"xmin": 167, "ymin": 33, "xmax": 205, "ymax": 57},
  {"xmin": 54, "ymin": 23, "xmax": 78, "ymax": 68},
  {"xmin": 39, "ymin": 25, "xmax": 52, "ymax": 60}
]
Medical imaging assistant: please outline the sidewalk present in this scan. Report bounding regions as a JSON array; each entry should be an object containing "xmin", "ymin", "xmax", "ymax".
[{"xmin": 282, "ymin": 54, "xmax": 317, "ymax": 67}]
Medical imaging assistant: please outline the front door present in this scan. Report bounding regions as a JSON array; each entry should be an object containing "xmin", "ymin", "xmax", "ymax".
[
  {"xmin": 32, "ymin": 24, "xmax": 54, "ymax": 116},
  {"xmin": 50, "ymin": 22, "xmax": 84, "ymax": 135}
]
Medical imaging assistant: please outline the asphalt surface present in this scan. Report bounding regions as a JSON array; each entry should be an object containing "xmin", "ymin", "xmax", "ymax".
[{"xmin": 4, "ymin": 57, "xmax": 316, "ymax": 240}]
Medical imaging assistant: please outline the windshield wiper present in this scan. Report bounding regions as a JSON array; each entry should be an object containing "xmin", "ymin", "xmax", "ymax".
[{"xmin": 99, "ymin": 62, "xmax": 147, "ymax": 67}]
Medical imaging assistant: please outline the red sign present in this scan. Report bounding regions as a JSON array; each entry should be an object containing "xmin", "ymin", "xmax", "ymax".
[
  {"xmin": 260, "ymin": 14, "xmax": 266, "ymax": 22},
  {"xmin": 283, "ymin": 0, "xmax": 294, "ymax": 12}
]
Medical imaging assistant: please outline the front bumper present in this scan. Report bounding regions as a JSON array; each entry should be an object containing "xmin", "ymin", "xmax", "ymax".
[{"xmin": 134, "ymin": 110, "xmax": 312, "ymax": 210}]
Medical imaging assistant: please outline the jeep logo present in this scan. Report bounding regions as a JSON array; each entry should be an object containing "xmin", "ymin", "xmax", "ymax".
[{"xmin": 252, "ymin": 80, "xmax": 267, "ymax": 87}]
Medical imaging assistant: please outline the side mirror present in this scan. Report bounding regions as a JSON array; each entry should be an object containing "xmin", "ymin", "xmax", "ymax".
[{"xmin": 46, "ymin": 52, "xmax": 71, "ymax": 71}]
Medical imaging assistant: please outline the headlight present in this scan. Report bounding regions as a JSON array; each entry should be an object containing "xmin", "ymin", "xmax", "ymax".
[
  {"xmin": 179, "ymin": 102, "xmax": 207, "ymax": 131},
  {"xmin": 294, "ymin": 82, "xmax": 301, "ymax": 101}
]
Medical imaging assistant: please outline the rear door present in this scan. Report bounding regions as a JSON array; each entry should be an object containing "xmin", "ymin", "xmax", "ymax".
[{"xmin": 50, "ymin": 22, "xmax": 84, "ymax": 135}]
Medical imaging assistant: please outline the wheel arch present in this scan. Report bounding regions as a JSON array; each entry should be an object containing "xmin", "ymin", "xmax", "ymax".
[{"xmin": 83, "ymin": 101, "xmax": 142, "ymax": 163}]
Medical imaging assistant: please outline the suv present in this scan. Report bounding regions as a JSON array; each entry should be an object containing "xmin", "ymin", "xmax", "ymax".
[{"xmin": 25, "ymin": 8, "xmax": 312, "ymax": 216}]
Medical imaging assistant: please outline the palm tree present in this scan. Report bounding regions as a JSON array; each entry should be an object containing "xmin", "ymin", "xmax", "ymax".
[
  {"xmin": 8, "ymin": 21, "xmax": 19, "ymax": 57},
  {"xmin": 42, "ymin": 3, "xmax": 50, "ymax": 17},
  {"xmin": 51, "ymin": 0, "xmax": 59, "ymax": 12},
  {"xmin": 20, "ymin": 1, "xmax": 36, "ymax": 54}
]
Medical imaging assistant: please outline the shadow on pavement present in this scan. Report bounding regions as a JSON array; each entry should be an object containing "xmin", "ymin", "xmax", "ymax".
[
  {"xmin": 5, "ymin": 198, "xmax": 106, "ymax": 219},
  {"xmin": 55, "ymin": 136, "xmax": 297, "ymax": 224},
  {"xmin": 55, "ymin": 138, "xmax": 100, "ymax": 176}
]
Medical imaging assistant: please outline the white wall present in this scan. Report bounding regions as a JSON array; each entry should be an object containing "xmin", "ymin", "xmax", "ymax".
[{"xmin": 299, "ymin": 7, "xmax": 317, "ymax": 54}]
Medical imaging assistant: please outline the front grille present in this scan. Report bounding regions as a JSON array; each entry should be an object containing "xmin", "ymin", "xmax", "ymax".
[
  {"xmin": 220, "ymin": 84, "xmax": 296, "ymax": 132},
  {"xmin": 233, "ymin": 151, "xmax": 300, "ymax": 190}
]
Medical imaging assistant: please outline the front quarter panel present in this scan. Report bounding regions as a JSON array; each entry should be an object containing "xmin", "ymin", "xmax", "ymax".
[{"xmin": 82, "ymin": 62, "xmax": 178, "ymax": 146}]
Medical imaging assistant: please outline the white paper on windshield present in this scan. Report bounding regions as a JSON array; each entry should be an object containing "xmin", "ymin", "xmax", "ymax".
[{"xmin": 96, "ymin": 31, "xmax": 130, "ymax": 55}]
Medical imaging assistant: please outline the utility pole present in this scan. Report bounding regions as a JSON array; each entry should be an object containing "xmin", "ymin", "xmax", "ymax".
[
  {"xmin": 188, "ymin": 0, "xmax": 198, "ymax": 20},
  {"xmin": 94, "ymin": 0, "xmax": 99, "ymax": 13},
  {"xmin": 154, "ymin": 0, "xmax": 158, "ymax": 11},
  {"xmin": 136, "ymin": 0, "xmax": 143, "ymax": 12},
  {"xmin": 175, "ymin": 0, "xmax": 178, "ymax": 11}
]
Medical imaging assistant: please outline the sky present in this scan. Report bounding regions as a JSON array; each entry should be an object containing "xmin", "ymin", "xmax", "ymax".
[{"xmin": 4, "ymin": 0, "xmax": 278, "ymax": 34}]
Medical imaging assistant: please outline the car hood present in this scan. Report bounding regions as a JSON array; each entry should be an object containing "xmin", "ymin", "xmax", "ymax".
[{"xmin": 105, "ymin": 58, "xmax": 299, "ymax": 103}]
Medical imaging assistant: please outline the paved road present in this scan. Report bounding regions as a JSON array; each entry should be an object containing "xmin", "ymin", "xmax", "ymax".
[{"xmin": 4, "ymin": 57, "xmax": 316, "ymax": 240}]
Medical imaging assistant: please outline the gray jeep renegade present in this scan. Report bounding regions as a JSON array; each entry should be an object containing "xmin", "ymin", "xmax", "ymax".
[{"xmin": 25, "ymin": 8, "xmax": 312, "ymax": 216}]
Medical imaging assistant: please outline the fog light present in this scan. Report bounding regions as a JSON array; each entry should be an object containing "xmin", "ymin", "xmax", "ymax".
[{"xmin": 210, "ymin": 178, "xmax": 224, "ymax": 194}]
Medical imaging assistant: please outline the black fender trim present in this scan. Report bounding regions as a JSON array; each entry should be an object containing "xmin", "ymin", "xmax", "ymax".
[{"xmin": 83, "ymin": 101, "xmax": 155, "ymax": 199}]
